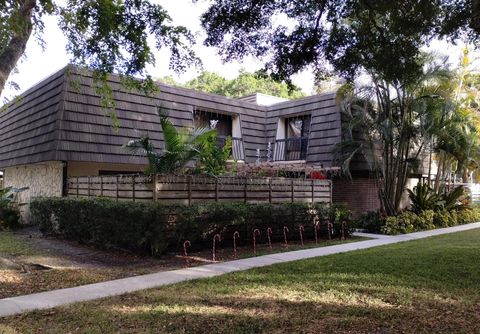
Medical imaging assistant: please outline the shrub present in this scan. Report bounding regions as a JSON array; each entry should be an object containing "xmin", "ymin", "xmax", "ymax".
[
  {"xmin": 382, "ymin": 207, "xmax": 480, "ymax": 235},
  {"xmin": 0, "ymin": 187, "xmax": 27, "ymax": 229},
  {"xmin": 408, "ymin": 183, "xmax": 469, "ymax": 213},
  {"xmin": 433, "ymin": 210, "xmax": 455, "ymax": 227},
  {"xmin": 381, "ymin": 210, "xmax": 434, "ymax": 235},
  {"xmin": 456, "ymin": 208, "xmax": 480, "ymax": 225},
  {"xmin": 416, "ymin": 210, "xmax": 435, "ymax": 230},
  {"xmin": 381, "ymin": 216, "xmax": 411, "ymax": 235},
  {"xmin": 355, "ymin": 211, "xmax": 385, "ymax": 233},
  {"xmin": 0, "ymin": 201, "xmax": 20, "ymax": 229},
  {"xmin": 407, "ymin": 183, "xmax": 443, "ymax": 213},
  {"xmin": 30, "ymin": 198, "xmax": 352, "ymax": 256}
]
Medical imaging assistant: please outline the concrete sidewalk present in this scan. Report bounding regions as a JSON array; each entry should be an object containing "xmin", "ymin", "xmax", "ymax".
[{"xmin": 1, "ymin": 222, "xmax": 479, "ymax": 318}]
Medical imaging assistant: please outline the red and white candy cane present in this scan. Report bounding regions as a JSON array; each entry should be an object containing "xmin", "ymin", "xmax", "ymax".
[
  {"xmin": 283, "ymin": 226, "xmax": 289, "ymax": 247},
  {"xmin": 267, "ymin": 227, "xmax": 273, "ymax": 249},
  {"xmin": 253, "ymin": 229, "xmax": 261, "ymax": 256},
  {"xmin": 183, "ymin": 240, "xmax": 191, "ymax": 265},
  {"xmin": 212, "ymin": 234, "xmax": 221, "ymax": 262},
  {"xmin": 327, "ymin": 221, "xmax": 333, "ymax": 240},
  {"xmin": 299, "ymin": 225, "xmax": 305, "ymax": 246},
  {"xmin": 233, "ymin": 231, "xmax": 240, "ymax": 258}
]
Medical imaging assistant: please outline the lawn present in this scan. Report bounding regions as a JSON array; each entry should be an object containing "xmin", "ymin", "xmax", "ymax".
[
  {"xmin": 1, "ymin": 229, "xmax": 479, "ymax": 333},
  {"xmin": 0, "ymin": 229, "xmax": 366, "ymax": 299}
]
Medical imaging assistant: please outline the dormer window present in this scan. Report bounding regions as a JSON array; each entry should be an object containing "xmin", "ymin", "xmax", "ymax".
[
  {"xmin": 194, "ymin": 110, "xmax": 232, "ymax": 137},
  {"xmin": 274, "ymin": 115, "xmax": 311, "ymax": 161},
  {"xmin": 193, "ymin": 109, "xmax": 245, "ymax": 161}
]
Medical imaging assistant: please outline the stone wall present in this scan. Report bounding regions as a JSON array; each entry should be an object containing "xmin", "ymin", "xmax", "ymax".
[{"xmin": 4, "ymin": 161, "xmax": 64, "ymax": 222}]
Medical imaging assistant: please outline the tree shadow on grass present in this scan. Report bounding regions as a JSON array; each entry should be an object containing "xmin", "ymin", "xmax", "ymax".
[{"xmin": 2, "ymin": 289, "xmax": 479, "ymax": 334}]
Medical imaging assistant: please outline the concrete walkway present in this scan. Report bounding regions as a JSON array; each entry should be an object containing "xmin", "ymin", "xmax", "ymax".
[{"xmin": 1, "ymin": 222, "xmax": 479, "ymax": 318}]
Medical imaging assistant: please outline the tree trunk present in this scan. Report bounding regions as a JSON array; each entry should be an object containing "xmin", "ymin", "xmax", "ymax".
[
  {"xmin": 0, "ymin": 0, "xmax": 36, "ymax": 97},
  {"xmin": 427, "ymin": 142, "xmax": 433, "ymax": 186}
]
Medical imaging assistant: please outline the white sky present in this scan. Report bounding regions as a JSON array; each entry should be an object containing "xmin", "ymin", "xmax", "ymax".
[
  {"xmin": 1, "ymin": 0, "xmax": 314, "ymax": 102},
  {"xmin": 0, "ymin": 0, "xmax": 475, "ymax": 102}
]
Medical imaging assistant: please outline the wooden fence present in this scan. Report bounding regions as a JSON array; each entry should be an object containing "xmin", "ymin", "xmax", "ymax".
[{"xmin": 67, "ymin": 174, "xmax": 332, "ymax": 204}]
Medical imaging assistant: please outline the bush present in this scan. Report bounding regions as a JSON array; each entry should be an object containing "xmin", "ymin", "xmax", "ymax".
[
  {"xmin": 382, "ymin": 207, "xmax": 480, "ymax": 235},
  {"xmin": 0, "ymin": 201, "xmax": 20, "ymax": 229},
  {"xmin": 355, "ymin": 211, "xmax": 385, "ymax": 233},
  {"xmin": 408, "ymin": 183, "xmax": 468, "ymax": 213},
  {"xmin": 0, "ymin": 188, "xmax": 22, "ymax": 229},
  {"xmin": 30, "ymin": 198, "xmax": 353, "ymax": 256},
  {"xmin": 381, "ymin": 211, "xmax": 416, "ymax": 235}
]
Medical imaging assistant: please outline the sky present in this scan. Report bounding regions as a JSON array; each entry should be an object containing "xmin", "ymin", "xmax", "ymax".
[
  {"xmin": 0, "ymin": 0, "xmax": 475, "ymax": 102},
  {"xmin": 1, "ymin": 0, "xmax": 314, "ymax": 102}
]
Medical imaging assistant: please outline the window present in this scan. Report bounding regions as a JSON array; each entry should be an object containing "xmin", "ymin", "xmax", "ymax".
[
  {"xmin": 193, "ymin": 109, "xmax": 245, "ymax": 161},
  {"xmin": 194, "ymin": 110, "xmax": 232, "ymax": 137},
  {"xmin": 285, "ymin": 115, "xmax": 311, "ymax": 138},
  {"xmin": 274, "ymin": 115, "xmax": 311, "ymax": 161}
]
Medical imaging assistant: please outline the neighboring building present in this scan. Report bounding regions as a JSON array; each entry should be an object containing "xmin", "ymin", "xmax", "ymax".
[{"xmin": 0, "ymin": 65, "xmax": 381, "ymax": 217}]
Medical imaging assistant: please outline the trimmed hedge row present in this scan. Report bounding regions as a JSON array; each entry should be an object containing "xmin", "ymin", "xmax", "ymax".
[
  {"xmin": 356, "ymin": 207, "xmax": 480, "ymax": 235},
  {"xmin": 30, "ymin": 198, "xmax": 352, "ymax": 256}
]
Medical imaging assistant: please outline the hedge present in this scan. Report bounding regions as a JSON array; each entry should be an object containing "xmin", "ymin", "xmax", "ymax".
[
  {"xmin": 30, "ymin": 198, "xmax": 353, "ymax": 256},
  {"xmin": 355, "ymin": 207, "xmax": 480, "ymax": 235}
]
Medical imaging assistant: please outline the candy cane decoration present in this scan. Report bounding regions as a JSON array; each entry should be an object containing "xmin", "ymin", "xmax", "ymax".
[
  {"xmin": 267, "ymin": 227, "xmax": 273, "ymax": 249},
  {"xmin": 283, "ymin": 226, "xmax": 289, "ymax": 247},
  {"xmin": 253, "ymin": 229, "xmax": 261, "ymax": 256},
  {"xmin": 183, "ymin": 240, "xmax": 191, "ymax": 265},
  {"xmin": 327, "ymin": 221, "xmax": 333, "ymax": 240},
  {"xmin": 314, "ymin": 220, "xmax": 320, "ymax": 244},
  {"xmin": 299, "ymin": 225, "xmax": 305, "ymax": 246},
  {"xmin": 212, "ymin": 234, "xmax": 221, "ymax": 262},
  {"xmin": 233, "ymin": 231, "xmax": 240, "ymax": 258}
]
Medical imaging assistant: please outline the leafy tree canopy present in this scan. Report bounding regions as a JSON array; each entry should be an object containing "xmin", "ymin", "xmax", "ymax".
[
  {"xmin": 158, "ymin": 70, "xmax": 306, "ymax": 99},
  {"xmin": 0, "ymin": 0, "xmax": 199, "ymax": 100},
  {"xmin": 199, "ymin": 0, "xmax": 479, "ymax": 86}
]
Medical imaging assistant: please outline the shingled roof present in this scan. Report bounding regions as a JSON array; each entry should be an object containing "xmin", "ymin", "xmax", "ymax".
[{"xmin": 0, "ymin": 66, "xmax": 340, "ymax": 169}]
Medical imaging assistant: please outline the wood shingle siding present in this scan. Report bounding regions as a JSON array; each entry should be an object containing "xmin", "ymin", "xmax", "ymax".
[
  {"xmin": 0, "ymin": 66, "xmax": 345, "ymax": 169},
  {"xmin": 0, "ymin": 68, "xmax": 65, "ymax": 168}
]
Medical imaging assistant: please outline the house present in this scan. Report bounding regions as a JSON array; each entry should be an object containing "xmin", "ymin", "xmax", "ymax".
[{"xmin": 0, "ymin": 65, "xmax": 384, "ymax": 217}]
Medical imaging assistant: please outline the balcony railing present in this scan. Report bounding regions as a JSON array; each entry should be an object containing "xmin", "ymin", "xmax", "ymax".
[
  {"xmin": 217, "ymin": 136, "xmax": 245, "ymax": 161},
  {"xmin": 273, "ymin": 137, "xmax": 309, "ymax": 161}
]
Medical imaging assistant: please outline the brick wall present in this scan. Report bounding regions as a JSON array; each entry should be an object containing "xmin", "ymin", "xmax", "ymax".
[{"xmin": 332, "ymin": 178, "xmax": 381, "ymax": 217}]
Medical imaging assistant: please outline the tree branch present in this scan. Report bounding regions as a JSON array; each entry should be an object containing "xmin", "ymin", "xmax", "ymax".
[{"xmin": 0, "ymin": 0, "xmax": 37, "ymax": 96}]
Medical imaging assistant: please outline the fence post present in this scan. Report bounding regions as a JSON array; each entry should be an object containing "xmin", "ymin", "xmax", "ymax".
[
  {"xmin": 244, "ymin": 177, "xmax": 248, "ymax": 203},
  {"xmin": 311, "ymin": 179, "xmax": 315, "ymax": 203},
  {"xmin": 100, "ymin": 176, "xmax": 104, "ymax": 197},
  {"xmin": 132, "ymin": 175, "xmax": 136, "ymax": 202},
  {"xmin": 291, "ymin": 179, "xmax": 294, "ymax": 203},
  {"xmin": 116, "ymin": 175, "xmax": 119, "ymax": 201},
  {"xmin": 215, "ymin": 178, "xmax": 219, "ymax": 202},
  {"xmin": 268, "ymin": 178, "xmax": 272, "ymax": 204},
  {"xmin": 152, "ymin": 174, "xmax": 158, "ymax": 202},
  {"xmin": 330, "ymin": 180, "xmax": 333, "ymax": 204},
  {"xmin": 87, "ymin": 176, "xmax": 91, "ymax": 197},
  {"xmin": 188, "ymin": 175, "xmax": 192, "ymax": 205}
]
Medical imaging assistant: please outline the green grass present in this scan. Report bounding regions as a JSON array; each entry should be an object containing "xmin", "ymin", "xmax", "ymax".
[
  {"xmin": 0, "ymin": 231, "xmax": 34, "ymax": 256},
  {"xmin": 2, "ymin": 229, "xmax": 480, "ymax": 333}
]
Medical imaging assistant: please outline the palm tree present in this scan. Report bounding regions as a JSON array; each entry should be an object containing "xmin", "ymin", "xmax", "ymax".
[
  {"xmin": 336, "ymin": 55, "xmax": 454, "ymax": 215},
  {"xmin": 124, "ymin": 108, "xmax": 212, "ymax": 174}
]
